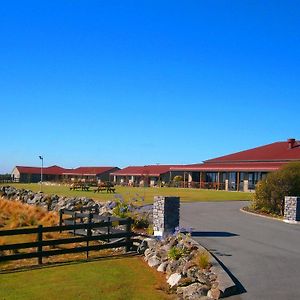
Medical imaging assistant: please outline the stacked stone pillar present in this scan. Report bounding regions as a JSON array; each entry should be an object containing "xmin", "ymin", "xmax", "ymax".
[
  {"xmin": 153, "ymin": 196, "xmax": 180, "ymax": 238},
  {"xmin": 284, "ymin": 196, "xmax": 300, "ymax": 224}
]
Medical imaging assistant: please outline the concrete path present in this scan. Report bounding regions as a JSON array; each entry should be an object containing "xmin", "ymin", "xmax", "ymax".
[{"xmin": 180, "ymin": 201, "xmax": 300, "ymax": 300}]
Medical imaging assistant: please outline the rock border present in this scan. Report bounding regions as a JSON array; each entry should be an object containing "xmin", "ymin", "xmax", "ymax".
[{"xmin": 141, "ymin": 235, "xmax": 236, "ymax": 299}]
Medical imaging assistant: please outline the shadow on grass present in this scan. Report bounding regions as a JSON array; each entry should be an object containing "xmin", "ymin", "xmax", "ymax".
[{"xmin": 0, "ymin": 252, "xmax": 138, "ymax": 275}]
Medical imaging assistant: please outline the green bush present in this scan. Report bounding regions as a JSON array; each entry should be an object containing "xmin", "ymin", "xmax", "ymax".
[
  {"xmin": 168, "ymin": 246, "xmax": 186, "ymax": 260},
  {"xmin": 252, "ymin": 162, "xmax": 300, "ymax": 215},
  {"xmin": 173, "ymin": 175, "xmax": 183, "ymax": 182},
  {"xmin": 112, "ymin": 202, "xmax": 130, "ymax": 218}
]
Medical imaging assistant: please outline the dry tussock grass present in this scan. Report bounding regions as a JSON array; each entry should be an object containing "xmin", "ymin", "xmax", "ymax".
[
  {"xmin": 0, "ymin": 199, "xmax": 124, "ymax": 271},
  {"xmin": 0, "ymin": 199, "xmax": 58, "ymax": 229}
]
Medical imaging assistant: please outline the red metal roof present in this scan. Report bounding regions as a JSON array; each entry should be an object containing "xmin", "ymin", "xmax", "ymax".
[
  {"xmin": 110, "ymin": 165, "xmax": 180, "ymax": 177},
  {"xmin": 15, "ymin": 166, "xmax": 118, "ymax": 176},
  {"xmin": 62, "ymin": 167, "xmax": 118, "ymax": 176},
  {"xmin": 16, "ymin": 165, "xmax": 67, "ymax": 175},
  {"xmin": 170, "ymin": 162, "xmax": 286, "ymax": 172},
  {"xmin": 205, "ymin": 140, "xmax": 300, "ymax": 163}
]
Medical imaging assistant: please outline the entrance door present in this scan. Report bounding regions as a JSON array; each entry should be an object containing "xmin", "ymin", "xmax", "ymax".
[{"xmin": 228, "ymin": 172, "xmax": 236, "ymax": 191}]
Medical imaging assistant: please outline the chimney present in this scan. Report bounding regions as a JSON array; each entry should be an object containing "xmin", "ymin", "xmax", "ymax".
[{"xmin": 288, "ymin": 138, "xmax": 296, "ymax": 149}]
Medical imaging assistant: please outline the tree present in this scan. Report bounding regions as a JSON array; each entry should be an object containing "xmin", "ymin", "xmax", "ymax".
[{"xmin": 252, "ymin": 162, "xmax": 300, "ymax": 215}]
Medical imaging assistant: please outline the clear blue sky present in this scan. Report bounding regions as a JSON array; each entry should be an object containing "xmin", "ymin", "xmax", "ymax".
[{"xmin": 1, "ymin": 1, "xmax": 300, "ymax": 173}]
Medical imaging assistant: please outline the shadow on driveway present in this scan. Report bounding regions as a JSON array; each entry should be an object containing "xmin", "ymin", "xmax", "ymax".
[
  {"xmin": 191, "ymin": 231, "xmax": 239, "ymax": 237},
  {"xmin": 211, "ymin": 252, "xmax": 247, "ymax": 298}
]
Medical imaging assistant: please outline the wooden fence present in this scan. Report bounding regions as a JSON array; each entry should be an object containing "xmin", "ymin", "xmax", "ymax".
[{"xmin": 0, "ymin": 217, "xmax": 132, "ymax": 265}]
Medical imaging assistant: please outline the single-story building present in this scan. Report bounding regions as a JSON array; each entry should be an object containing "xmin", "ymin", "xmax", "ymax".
[
  {"xmin": 11, "ymin": 165, "xmax": 67, "ymax": 183},
  {"xmin": 170, "ymin": 138, "xmax": 300, "ymax": 192},
  {"xmin": 62, "ymin": 167, "xmax": 120, "ymax": 182},
  {"xmin": 11, "ymin": 165, "xmax": 119, "ymax": 183},
  {"xmin": 110, "ymin": 165, "xmax": 184, "ymax": 187}
]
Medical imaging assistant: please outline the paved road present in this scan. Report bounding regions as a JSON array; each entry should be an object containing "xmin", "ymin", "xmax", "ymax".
[{"xmin": 180, "ymin": 201, "xmax": 300, "ymax": 300}]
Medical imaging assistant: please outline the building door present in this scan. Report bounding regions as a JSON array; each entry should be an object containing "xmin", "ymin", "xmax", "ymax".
[{"xmin": 228, "ymin": 172, "xmax": 236, "ymax": 191}]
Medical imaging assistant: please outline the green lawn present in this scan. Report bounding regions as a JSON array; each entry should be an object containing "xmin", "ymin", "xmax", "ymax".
[
  {"xmin": 0, "ymin": 256, "xmax": 173, "ymax": 300},
  {"xmin": 1, "ymin": 183, "xmax": 253, "ymax": 204}
]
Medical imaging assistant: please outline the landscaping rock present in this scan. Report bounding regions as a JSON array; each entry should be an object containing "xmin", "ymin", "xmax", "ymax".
[
  {"xmin": 157, "ymin": 262, "xmax": 168, "ymax": 272},
  {"xmin": 167, "ymin": 272, "xmax": 182, "ymax": 287},
  {"xmin": 148, "ymin": 256, "xmax": 161, "ymax": 268},
  {"xmin": 207, "ymin": 288, "xmax": 221, "ymax": 299},
  {"xmin": 177, "ymin": 283, "xmax": 209, "ymax": 299}
]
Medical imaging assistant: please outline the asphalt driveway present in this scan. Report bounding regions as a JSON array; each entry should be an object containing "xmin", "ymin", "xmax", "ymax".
[{"xmin": 180, "ymin": 201, "xmax": 300, "ymax": 300}]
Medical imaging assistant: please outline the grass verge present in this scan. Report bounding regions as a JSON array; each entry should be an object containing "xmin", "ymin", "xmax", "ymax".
[
  {"xmin": 1, "ymin": 183, "xmax": 253, "ymax": 204},
  {"xmin": 0, "ymin": 256, "xmax": 174, "ymax": 300}
]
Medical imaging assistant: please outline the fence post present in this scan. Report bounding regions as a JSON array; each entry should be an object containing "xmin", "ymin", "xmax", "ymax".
[
  {"xmin": 86, "ymin": 213, "xmax": 93, "ymax": 259},
  {"xmin": 59, "ymin": 210, "xmax": 63, "ymax": 233},
  {"xmin": 73, "ymin": 212, "xmax": 77, "ymax": 235},
  {"xmin": 125, "ymin": 218, "xmax": 132, "ymax": 252},
  {"xmin": 80, "ymin": 208, "xmax": 84, "ymax": 223},
  {"xmin": 107, "ymin": 217, "xmax": 111, "ymax": 243},
  {"xmin": 37, "ymin": 225, "xmax": 43, "ymax": 265}
]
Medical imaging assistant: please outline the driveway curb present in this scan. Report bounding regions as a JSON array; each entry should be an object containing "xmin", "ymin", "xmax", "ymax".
[{"xmin": 240, "ymin": 208, "xmax": 283, "ymax": 222}]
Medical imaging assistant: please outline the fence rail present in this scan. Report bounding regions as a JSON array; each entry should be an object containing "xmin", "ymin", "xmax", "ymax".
[{"xmin": 0, "ymin": 217, "xmax": 132, "ymax": 265}]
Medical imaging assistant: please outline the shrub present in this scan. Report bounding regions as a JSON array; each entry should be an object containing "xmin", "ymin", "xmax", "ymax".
[
  {"xmin": 196, "ymin": 250, "xmax": 210, "ymax": 270},
  {"xmin": 168, "ymin": 246, "xmax": 186, "ymax": 260},
  {"xmin": 173, "ymin": 175, "xmax": 183, "ymax": 182},
  {"xmin": 147, "ymin": 225, "xmax": 154, "ymax": 235},
  {"xmin": 112, "ymin": 203, "xmax": 129, "ymax": 218},
  {"xmin": 252, "ymin": 162, "xmax": 300, "ymax": 215},
  {"xmin": 132, "ymin": 214, "xmax": 150, "ymax": 229}
]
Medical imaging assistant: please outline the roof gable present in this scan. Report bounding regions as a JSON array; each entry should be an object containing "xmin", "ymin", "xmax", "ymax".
[{"xmin": 205, "ymin": 140, "xmax": 300, "ymax": 163}]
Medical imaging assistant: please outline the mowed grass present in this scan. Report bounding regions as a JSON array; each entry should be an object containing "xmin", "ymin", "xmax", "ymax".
[
  {"xmin": 0, "ymin": 257, "xmax": 173, "ymax": 300},
  {"xmin": 0, "ymin": 183, "xmax": 253, "ymax": 204}
]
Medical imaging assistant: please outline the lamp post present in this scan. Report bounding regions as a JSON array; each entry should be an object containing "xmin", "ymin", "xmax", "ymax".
[{"xmin": 39, "ymin": 156, "xmax": 43, "ymax": 192}]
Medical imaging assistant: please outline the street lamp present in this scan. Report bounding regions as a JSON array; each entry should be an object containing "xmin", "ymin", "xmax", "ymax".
[{"xmin": 39, "ymin": 156, "xmax": 43, "ymax": 192}]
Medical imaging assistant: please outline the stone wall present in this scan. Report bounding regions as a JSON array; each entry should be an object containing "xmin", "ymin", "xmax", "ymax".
[
  {"xmin": 284, "ymin": 196, "xmax": 300, "ymax": 223},
  {"xmin": 153, "ymin": 196, "xmax": 180, "ymax": 237}
]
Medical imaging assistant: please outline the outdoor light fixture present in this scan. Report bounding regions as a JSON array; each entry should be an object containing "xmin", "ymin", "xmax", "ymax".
[{"xmin": 39, "ymin": 155, "xmax": 43, "ymax": 192}]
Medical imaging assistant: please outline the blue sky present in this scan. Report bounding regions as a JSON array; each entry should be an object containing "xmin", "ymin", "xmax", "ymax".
[{"xmin": 1, "ymin": 1, "xmax": 300, "ymax": 173}]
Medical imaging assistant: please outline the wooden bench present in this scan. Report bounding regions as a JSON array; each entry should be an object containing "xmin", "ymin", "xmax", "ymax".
[
  {"xmin": 94, "ymin": 186, "xmax": 116, "ymax": 193},
  {"xmin": 94, "ymin": 186, "xmax": 107, "ymax": 193},
  {"xmin": 70, "ymin": 184, "xmax": 90, "ymax": 191},
  {"xmin": 70, "ymin": 184, "xmax": 81, "ymax": 191},
  {"xmin": 107, "ymin": 187, "xmax": 116, "ymax": 193}
]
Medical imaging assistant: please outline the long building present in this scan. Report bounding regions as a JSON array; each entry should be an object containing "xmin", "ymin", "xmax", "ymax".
[
  {"xmin": 11, "ymin": 165, "xmax": 119, "ymax": 183},
  {"xmin": 170, "ymin": 138, "xmax": 300, "ymax": 192}
]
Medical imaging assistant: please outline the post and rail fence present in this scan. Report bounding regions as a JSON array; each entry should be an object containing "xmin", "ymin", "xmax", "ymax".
[{"xmin": 0, "ymin": 214, "xmax": 132, "ymax": 265}]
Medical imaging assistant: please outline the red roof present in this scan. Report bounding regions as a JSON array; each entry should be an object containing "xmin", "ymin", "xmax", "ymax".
[
  {"xmin": 62, "ymin": 167, "xmax": 118, "ymax": 176},
  {"xmin": 15, "ymin": 166, "xmax": 118, "ymax": 176},
  {"xmin": 170, "ymin": 139, "xmax": 300, "ymax": 172},
  {"xmin": 205, "ymin": 140, "xmax": 300, "ymax": 163},
  {"xmin": 15, "ymin": 165, "xmax": 66, "ymax": 175},
  {"xmin": 170, "ymin": 162, "xmax": 286, "ymax": 172},
  {"xmin": 110, "ymin": 165, "xmax": 180, "ymax": 177}
]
